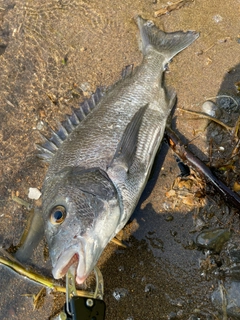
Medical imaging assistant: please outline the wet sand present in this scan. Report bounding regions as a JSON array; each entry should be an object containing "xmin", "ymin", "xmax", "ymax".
[{"xmin": 0, "ymin": 0, "xmax": 240, "ymax": 319}]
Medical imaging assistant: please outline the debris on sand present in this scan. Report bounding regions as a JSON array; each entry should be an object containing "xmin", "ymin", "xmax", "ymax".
[
  {"xmin": 28, "ymin": 187, "xmax": 42, "ymax": 200},
  {"xmin": 154, "ymin": 0, "xmax": 193, "ymax": 17},
  {"xmin": 165, "ymin": 127, "xmax": 240, "ymax": 209}
]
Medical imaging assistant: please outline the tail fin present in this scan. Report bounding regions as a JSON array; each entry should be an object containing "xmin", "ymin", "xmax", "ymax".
[{"xmin": 136, "ymin": 16, "xmax": 199, "ymax": 60}]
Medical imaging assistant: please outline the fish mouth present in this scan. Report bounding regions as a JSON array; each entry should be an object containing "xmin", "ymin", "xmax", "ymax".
[{"xmin": 52, "ymin": 245, "xmax": 88, "ymax": 284}]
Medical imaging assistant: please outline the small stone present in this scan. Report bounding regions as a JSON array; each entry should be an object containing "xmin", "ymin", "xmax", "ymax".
[
  {"xmin": 202, "ymin": 100, "xmax": 221, "ymax": 118},
  {"xmin": 213, "ymin": 14, "xmax": 223, "ymax": 23},
  {"xmin": 28, "ymin": 187, "xmax": 42, "ymax": 200},
  {"xmin": 163, "ymin": 202, "xmax": 169, "ymax": 210},
  {"xmin": 113, "ymin": 288, "xmax": 128, "ymax": 301},
  {"xmin": 36, "ymin": 120, "xmax": 44, "ymax": 130},
  {"xmin": 202, "ymin": 101, "xmax": 215, "ymax": 116},
  {"xmin": 165, "ymin": 214, "xmax": 174, "ymax": 221},
  {"xmin": 170, "ymin": 230, "xmax": 177, "ymax": 237},
  {"xmin": 144, "ymin": 284, "xmax": 155, "ymax": 293},
  {"xmin": 168, "ymin": 312, "xmax": 177, "ymax": 319},
  {"xmin": 193, "ymin": 308, "xmax": 201, "ymax": 313},
  {"xmin": 218, "ymin": 96, "xmax": 238, "ymax": 113},
  {"xmin": 196, "ymin": 228, "xmax": 231, "ymax": 253},
  {"xmin": 118, "ymin": 265, "xmax": 124, "ymax": 272}
]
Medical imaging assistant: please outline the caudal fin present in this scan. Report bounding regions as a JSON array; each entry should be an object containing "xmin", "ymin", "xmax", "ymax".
[{"xmin": 136, "ymin": 16, "xmax": 199, "ymax": 60}]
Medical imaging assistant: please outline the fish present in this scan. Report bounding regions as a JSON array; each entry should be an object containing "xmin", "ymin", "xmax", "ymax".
[{"xmin": 38, "ymin": 16, "xmax": 199, "ymax": 284}]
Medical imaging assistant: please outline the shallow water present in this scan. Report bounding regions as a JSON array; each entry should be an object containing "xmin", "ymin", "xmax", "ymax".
[{"xmin": 0, "ymin": 0, "xmax": 240, "ymax": 319}]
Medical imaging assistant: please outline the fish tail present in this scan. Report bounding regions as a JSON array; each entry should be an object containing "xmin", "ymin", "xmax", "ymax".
[{"xmin": 136, "ymin": 16, "xmax": 199, "ymax": 60}]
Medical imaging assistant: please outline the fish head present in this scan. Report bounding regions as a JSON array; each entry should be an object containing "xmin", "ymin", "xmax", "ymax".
[{"xmin": 42, "ymin": 167, "xmax": 121, "ymax": 284}]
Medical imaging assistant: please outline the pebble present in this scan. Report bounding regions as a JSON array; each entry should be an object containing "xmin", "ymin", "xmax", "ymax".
[
  {"xmin": 36, "ymin": 120, "xmax": 44, "ymax": 130},
  {"xmin": 196, "ymin": 228, "xmax": 231, "ymax": 253},
  {"xmin": 112, "ymin": 288, "xmax": 128, "ymax": 301},
  {"xmin": 28, "ymin": 187, "xmax": 42, "ymax": 200},
  {"xmin": 170, "ymin": 230, "xmax": 177, "ymax": 237},
  {"xmin": 118, "ymin": 265, "xmax": 125, "ymax": 272},
  {"xmin": 165, "ymin": 214, "xmax": 174, "ymax": 222},
  {"xmin": 218, "ymin": 96, "xmax": 239, "ymax": 113},
  {"xmin": 213, "ymin": 14, "xmax": 223, "ymax": 23},
  {"xmin": 163, "ymin": 202, "xmax": 170, "ymax": 210},
  {"xmin": 144, "ymin": 284, "xmax": 155, "ymax": 293},
  {"xmin": 202, "ymin": 100, "xmax": 220, "ymax": 118}
]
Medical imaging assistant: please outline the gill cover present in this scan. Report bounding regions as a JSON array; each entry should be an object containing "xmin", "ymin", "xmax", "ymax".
[
  {"xmin": 44, "ymin": 166, "xmax": 121, "ymax": 235},
  {"xmin": 42, "ymin": 167, "xmax": 121, "ymax": 281}
]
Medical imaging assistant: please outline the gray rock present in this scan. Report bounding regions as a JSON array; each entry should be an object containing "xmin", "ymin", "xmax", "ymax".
[{"xmin": 211, "ymin": 280, "xmax": 240, "ymax": 318}]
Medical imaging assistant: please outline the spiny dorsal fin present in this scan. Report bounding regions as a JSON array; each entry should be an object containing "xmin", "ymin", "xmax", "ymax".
[
  {"xmin": 106, "ymin": 65, "xmax": 134, "ymax": 94},
  {"xmin": 37, "ymin": 87, "xmax": 104, "ymax": 162}
]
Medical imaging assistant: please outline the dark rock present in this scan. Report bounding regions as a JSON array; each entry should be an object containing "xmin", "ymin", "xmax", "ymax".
[{"xmin": 196, "ymin": 229, "xmax": 231, "ymax": 253}]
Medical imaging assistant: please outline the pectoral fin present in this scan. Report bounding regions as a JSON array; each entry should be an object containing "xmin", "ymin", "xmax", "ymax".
[{"xmin": 109, "ymin": 104, "xmax": 149, "ymax": 172}]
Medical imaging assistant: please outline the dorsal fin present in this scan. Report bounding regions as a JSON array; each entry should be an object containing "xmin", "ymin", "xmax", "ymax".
[
  {"xmin": 106, "ymin": 65, "xmax": 134, "ymax": 94},
  {"xmin": 37, "ymin": 87, "xmax": 104, "ymax": 162}
]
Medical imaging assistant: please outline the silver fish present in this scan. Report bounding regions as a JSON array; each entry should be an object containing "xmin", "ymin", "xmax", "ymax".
[{"xmin": 38, "ymin": 16, "xmax": 199, "ymax": 284}]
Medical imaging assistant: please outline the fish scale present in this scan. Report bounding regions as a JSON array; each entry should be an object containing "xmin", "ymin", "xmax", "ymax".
[{"xmin": 38, "ymin": 16, "xmax": 199, "ymax": 284}]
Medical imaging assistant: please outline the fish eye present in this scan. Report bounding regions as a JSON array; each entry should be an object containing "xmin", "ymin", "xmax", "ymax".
[{"xmin": 50, "ymin": 205, "xmax": 66, "ymax": 225}]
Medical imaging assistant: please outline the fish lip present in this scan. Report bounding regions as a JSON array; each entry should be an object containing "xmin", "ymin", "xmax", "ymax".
[
  {"xmin": 52, "ymin": 244, "xmax": 86, "ymax": 282},
  {"xmin": 76, "ymin": 274, "xmax": 88, "ymax": 284}
]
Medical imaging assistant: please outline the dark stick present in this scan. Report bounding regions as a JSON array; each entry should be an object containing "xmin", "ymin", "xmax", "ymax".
[{"xmin": 165, "ymin": 126, "xmax": 240, "ymax": 210}]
